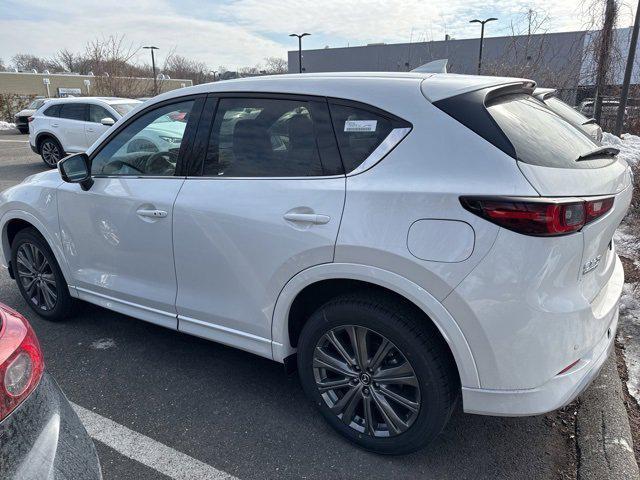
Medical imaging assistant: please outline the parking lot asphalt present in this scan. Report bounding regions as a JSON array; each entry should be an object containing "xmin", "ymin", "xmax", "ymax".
[{"xmin": 0, "ymin": 132, "xmax": 576, "ymax": 480}]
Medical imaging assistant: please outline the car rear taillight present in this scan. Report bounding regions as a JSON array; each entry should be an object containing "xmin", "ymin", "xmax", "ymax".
[
  {"xmin": 0, "ymin": 305, "xmax": 44, "ymax": 421},
  {"xmin": 27, "ymin": 116, "xmax": 34, "ymax": 122},
  {"xmin": 461, "ymin": 196, "xmax": 614, "ymax": 236}
]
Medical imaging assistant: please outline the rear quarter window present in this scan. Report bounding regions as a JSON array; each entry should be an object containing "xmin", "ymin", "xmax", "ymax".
[
  {"xmin": 43, "ymin": 105, "xmax": 61, "ymax": 117},
  {"xmin": 329, "ymin": 103, "xmax": 406, "ymax": 173}
]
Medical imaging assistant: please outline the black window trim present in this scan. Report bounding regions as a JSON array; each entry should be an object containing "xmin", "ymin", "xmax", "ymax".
[
  {"xmin": 186, "ymin": 91, "xmax": 345, "ymax": 180},
  {"xmin": 87, "ymin": 94, "xmax": 206, "ymax": 179}
]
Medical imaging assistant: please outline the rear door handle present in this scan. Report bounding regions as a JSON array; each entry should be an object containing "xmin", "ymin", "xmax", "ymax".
[
  {"xmin": 136, "ymin": 209, "xmax": 168, "ymax": 218},
  {"xmin": 283, "ymin": 213, "xmax": 331, "ymax": 225}
]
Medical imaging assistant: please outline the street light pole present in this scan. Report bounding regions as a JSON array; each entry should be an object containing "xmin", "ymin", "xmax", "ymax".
[
  {"xmin": 143, "ymin": 46, "xmax": 159, "ymax": 95},
  {"xmin": 470, "ymin": 18, "xmax": 497, "ymax": 75},
  {"xmin": 289, "ymin": 33, "xmax": 311, "ymax": 73}
]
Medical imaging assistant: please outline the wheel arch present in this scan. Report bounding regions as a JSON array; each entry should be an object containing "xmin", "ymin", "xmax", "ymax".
[
  {"xmin": 35, "ymin": 131, "xmax": 63, "ymax": 154},
  {"xmin": 1, "ymin": 211, "xmax": 74, "ymax": 289},
  {"xmin": 271, "ymin": 263, "xmax": 480, "ymax": 389}
]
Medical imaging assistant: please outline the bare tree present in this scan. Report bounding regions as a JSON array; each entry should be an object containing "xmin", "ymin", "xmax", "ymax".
[
  {"xmin": 592, "ymin": 0, "xmax": 619, "ymax": 121},
  {"xmin": 163, "ymin": 52, "xmax": 209, "ymax": 84},
  {"xmin": 53, "ymin": 48, "xmax": 93, "ymax": 74},
  {"xmin": 263, "ymin": 57, "xmax": 288, "ymax": 74},
  {"xmin": 481, "ymin": 8, "xmax": 586, "ymax": 95},
  {"xmin": 85, "ymin": 35, "xmax": 152, "ymax": 97},
  {"xmin": 10, "ymin": 53, "xmax": 54, "ymax": 72}
]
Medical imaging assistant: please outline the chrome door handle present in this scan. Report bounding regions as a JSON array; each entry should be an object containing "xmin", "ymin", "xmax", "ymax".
[
  {"xmin": 136, "ymin": 209, "xmax": 168, "ymax": 218},
  {"xmin": 283, "ymin": 213, "xmax": 331, "ymax": 225}
]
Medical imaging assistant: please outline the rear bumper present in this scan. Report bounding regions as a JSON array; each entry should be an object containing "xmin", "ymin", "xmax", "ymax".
[
  {"xmin": 462, "ymin": 299, "xmax": 618, "ymax": 416},
  {"xmin": 0, "ymin": 372, "xmax": 102, "ymax": 479}
]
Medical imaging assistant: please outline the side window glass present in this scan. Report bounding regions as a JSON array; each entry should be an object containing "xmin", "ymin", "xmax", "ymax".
[
  {"xmin": 44, "ymin": 105, "xmax": 61, "ymax": 117},
  {"xmin": 329, "ymin": 104, "xmax": 394, "ymax": 172},
  {"xmin": 91, "ymin": 100, "xmax": 194, "ymax": 177},
  {"xmin": 203, "ymin": 98, "xmax": 324, "ymax": 177},
  {"xmin": 59, "ymin": 103, "xmax": 86, "ymax": 121},
  {"xmin": 89, "ymin": 105, "xmax": 114, "ymax": 123}
]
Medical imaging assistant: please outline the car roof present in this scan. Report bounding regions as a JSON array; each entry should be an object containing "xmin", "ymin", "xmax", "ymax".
[
  {"xmin": 43, "ymin": 97, "xmax": 140, "ymax": 105},
  {"xmin": 143, "ymin": 71, "xmax": 535, "ymax": 108}
]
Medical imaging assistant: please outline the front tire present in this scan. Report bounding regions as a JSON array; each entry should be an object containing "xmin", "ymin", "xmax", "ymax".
[
  {"xmin": 11, "ymin": 228, "xmax": 74, "ymax": 321},
  {"xmin": 297, "ymin": 292, "xmax": 458, "ymax": 455},
  {"xmin": 40, "ymin": 137, "xmax": 64, "ymax": 168}
]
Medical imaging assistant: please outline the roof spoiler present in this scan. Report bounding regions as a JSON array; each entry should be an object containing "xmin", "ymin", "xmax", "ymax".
[{"xmin": 412, "ymin": 59, "xmax": 448, "ymax": 74}]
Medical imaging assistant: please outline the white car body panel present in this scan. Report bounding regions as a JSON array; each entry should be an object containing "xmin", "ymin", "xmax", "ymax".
[
  {"xmin": 2, "ymin": 73, "xmax": 631, "ymax": 418},
  {"xmin": 173, "ymin": 176, "xmax": 346, "ymax": 355},
  {"xmin": 56, "ymin": 178, "xmax": 185, "ymax": 328}
]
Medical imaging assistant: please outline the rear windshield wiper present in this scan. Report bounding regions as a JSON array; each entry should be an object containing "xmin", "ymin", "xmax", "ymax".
[{"xmin": 576, "ymin": 146, "xmax": 619, "ymax": 162}]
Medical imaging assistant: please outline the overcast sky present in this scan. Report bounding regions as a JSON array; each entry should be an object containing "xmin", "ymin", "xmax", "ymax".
[{"xmin": 1, "ymin": 0, "xmax": 638, "ymax": 70}]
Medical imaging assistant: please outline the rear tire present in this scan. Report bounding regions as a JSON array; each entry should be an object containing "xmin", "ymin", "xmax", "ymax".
[
  {"xmin": 11, "ymin": 228, "xmax": 74, "ymax": 321},
  {"xmin": 297, "ymin": 292, "xmax": 458, "ymax": 455},
  {"xmin": 39, "ymin": 137, "xmax": 64, "ymax": 168}
]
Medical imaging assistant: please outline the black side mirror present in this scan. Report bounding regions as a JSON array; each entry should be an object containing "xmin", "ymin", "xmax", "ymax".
[{"xmin": 58, "ymin": 153, "xmax": 93, "ymax": 191}]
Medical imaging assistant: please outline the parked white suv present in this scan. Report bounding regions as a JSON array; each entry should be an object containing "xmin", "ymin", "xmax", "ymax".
[
  {"xmin": 2, "ymin": 73, "xmax": 631, "ymax": 454},
  {"xmin": 28, "ymin": 97, "xmax": 141, "ymax": 167}
]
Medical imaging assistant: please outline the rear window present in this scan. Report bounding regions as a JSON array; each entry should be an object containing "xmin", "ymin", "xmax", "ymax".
[
  {"xmin": 28, "ymin": 99, "xmax": 45, "ymax": 109},
  {"xmin": 43, "ymin": 105, "xmax": 61, "ymax": 117},
  {"xmin": 544, "ymin": 97, "xmax": 591, "ymax": 127},
  {"xmin": 487, "ymin": 94, "xmax": 612, "ymax": 169}
]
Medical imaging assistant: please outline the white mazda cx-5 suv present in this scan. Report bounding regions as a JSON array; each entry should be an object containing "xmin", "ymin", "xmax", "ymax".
[
  {"xmin": 0, "ymin": 73, "xmax": 631, "ymax": 454},
  {"xmin": 28, "ymin": 97, "xmax": 141, "ymax": 168}
]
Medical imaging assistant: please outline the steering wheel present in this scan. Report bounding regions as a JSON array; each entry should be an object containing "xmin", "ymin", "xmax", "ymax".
[
  {"xmin": 145, "ymin": 151, "xmax": 176, "ymax": 175},
  {"xmin": 103, "ymin": 159, "xmax": 145, "ymax": 175}
]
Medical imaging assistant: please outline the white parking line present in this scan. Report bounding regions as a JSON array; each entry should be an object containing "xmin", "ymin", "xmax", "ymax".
[
  {"xmin": 72, "ymin": 403, "xmax": 239, "ymax": 480},
  {"xmin": 0, "ymin": 139, "xmax": 29, "ymax": 143}
]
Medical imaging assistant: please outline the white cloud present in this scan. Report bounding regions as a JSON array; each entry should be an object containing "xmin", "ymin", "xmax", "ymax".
[
  {"xmin": 220, "ymin": 0, "xmax": 602, "ymax": 45},
  {"xmin": 0, "ymin": 0, "xmax": 637, "ymax": 68},
  {"xmin": 0, "ymin": 0, "xmax": 285, "ymax": 69}
]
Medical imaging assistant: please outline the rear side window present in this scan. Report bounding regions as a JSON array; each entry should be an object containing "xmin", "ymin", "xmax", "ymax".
[
  {"xmin": 43, "ymin": 105, "xmax": 61, "ymax": 117},
  {"xmin": 329, "ymin": 104, "xmax": 394, "ymax": 172},
  {"xmin": 487, "ymin": 94, "xmax": 610, "ymax": 169},
  {"xmin": 59, "ymin": 103, "xmax": 86, "ymax": 121},
  {"xmin": 204, "ymin": 97, "xmax": 326, "ymax": 177}
]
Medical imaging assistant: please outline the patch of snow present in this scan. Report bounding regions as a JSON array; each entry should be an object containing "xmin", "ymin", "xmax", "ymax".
[
  {"xmin": 0, "ymin": 121, "xmax": 18, "ymax": 132},
  {"xmin": 602, "ymin": 131, "xmax": 640, "ymax": 166},
  {"xmin": 608, "ymin": 132, "xmax": 640, "ymax": 406},
  {"xmin": 90, "ymin": 338, "xmax": 116, "ymax": 350},
  {"xmin": 619, "ymin": 283, "xmax": 640, "ymax": 405}
]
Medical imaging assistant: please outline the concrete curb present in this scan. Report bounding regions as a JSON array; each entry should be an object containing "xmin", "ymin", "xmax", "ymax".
[{"xmin": 576, "ymin": 353, "xmax": 639, "ymax": 479}]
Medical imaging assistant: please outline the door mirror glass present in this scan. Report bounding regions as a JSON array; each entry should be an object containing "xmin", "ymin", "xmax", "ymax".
[
  {"xmin": 59, "ymin": 153, "xmax": 93, "ymax": 190},
  {"xmin": 101, "ymin": 117, "xmax": 115, "ymax": 126}
]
